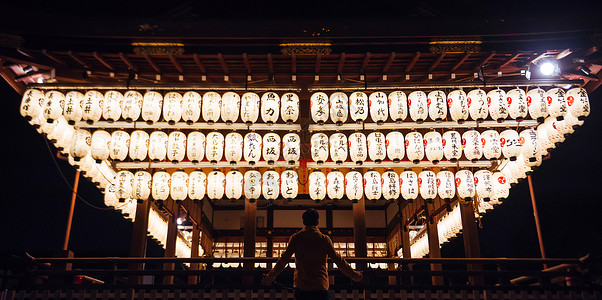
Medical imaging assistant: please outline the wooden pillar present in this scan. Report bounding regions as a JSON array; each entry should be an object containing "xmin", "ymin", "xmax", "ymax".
[
  {"xmin": 243, "ymin": 198, "xmax": 257, "ymax": 285},
  {"xmin": 425, "ymin": 202, "xmax": 443, "ymax": 285},
  {"xmin": 353, "ymin": 196, "xmax": 368, "ymax": 272},
  {"xmin": 460, "ymin": 201, "xmax": 484, "ymax": 285},
  {"xmin": 188, "ymin": 224, "xmax": 201, "ymax": 284},
  {"xmin": 398, "ymin": 201, "xmax": 413, "ymax": 284},
  {"xmin": 326, "ymin": 208, "xmax": 335, "ymax": 285},
  {"xmin": 129, "ymin": 200, "xmax": 151, "ymax": 284},
  {"xmin": 163, "ymin": 213, "xmax": 178, "ymax": 284}
]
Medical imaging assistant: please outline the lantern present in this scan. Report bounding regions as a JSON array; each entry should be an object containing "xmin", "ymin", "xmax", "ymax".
[
  {"xmin": 244, "ymin": 170, "xmax": 262, "ymax": 201},
  {"xmin": 162, "ymin": 92, "xmax": 182, "ymax": 125},
  {"xmin": 281, "ymin": 169, "xmax": 299, "ymax": 200},
  {"xmin": 400, "ymin": 169, "xmax": 419, "ymax": 202},
  {"xmin": 330, "ymin": 92, "xmax": 348, "ymax": 125},
  {"xmin": 187, "ymin": 132, "xmax": 206, "ymax": 163},
  {"xmin": 543, "ymin": 117, "xmax": 564, "ymax": 144},
  {"xmin": 382, "ymin": 169, "xmax": 400, "ymax": 202},
  {"xmin": 133, "ymin": 170, "xmax": 152, "ymax": 202},
  {"xmin": 427, "ymin": 90, "xmax": 447, "ymax": 122},
  {"xmin": 310, "ymin": 92, "xmax": 329, "ymax": 124},
  {"xmin": 261, "ymin": 91, "xmax": 280, "ymax": 124},
  {"xmin": 507, "ymin": 88, "xmax": 528, "ymax": 121},
  {"xmin": 424, "ymin": 131, "xmax": 443, "ymax": 164},
  {"xmin": 310, "ymin": 133, "xmax": 329, "ymax": 164},
  {"xmin": 70, "ymin": 129, "xmax": 92, "ymax": 161},
  {"xmin": 262, "ymin": 133, "xmax": 281, "ymax": 164},
  {"xmin": 244, "ymin": 132, "xmax": 262, "ymax": 165},
  {"xmin": 467, "ymin": 89, "xmax": 488, "ymax": 122},
  {"xmin": 220, "ymin": 91, "xmax": 241, "ymax": 124},
  {"xmin": 152, "ymin": 171, "xmax": 171, "ymax": 201},
  {"xmin": 515, "ymin": 154, "xmax": 533, "ymax": 176},
  {"xmin": 566, "ymin": 87, "xmax": 590, "ymax": 120},
  {"xmin": 481, "ymin": 129, "xmax": 501, "ymax": 160},
  {"xmin": 367, "ymin": 132, "xmax": 386, "ymax": 163},
  {"xmin": 207, "ymin": 170, "xmax": 226, "ymax": 201},
  {"xmin": 447, "ymin": 89, "xmax": 469, "ymax": 123},
  {"xmin": 56, "ymin": 121, "xmax": 74, "ymax": 154},
  {"xmin": 225, "ymin": 170, "xmax": 244, "ymax": 200},
  {"xmin": 48, "ymin": 117, "xmax": 68, "ymax": 145},
  {"xmin": 519, "ymin": 128, "xmax": 539, "ymax": 162},
  {"xmin": 523, "ymin": 150, "xmax": 542, "ymax": 169},
  {"xmin": 487, "ymin": 88, "xmax": 508, "ymax": 122},
  {"xmin": 500, "ymin": 129, "xmax": 521, "ymax": 161},
  {"xmin": 388, "ymin": 91, "xmax": 408, "ymax": 122},
  {"xmin": 20, "ymin": 89, "xmax": 46, "ymax": 122},
  {"xmin": 309, "ymin": 170, "xmax": 327, "ymax": 202},
  {"xmin": 474, "ymin": 170, "xmax": 493, "ymax": 201},
  {"xmin": 405, "ymin": 131, "xmax": 424, "ymax": 164},
  {"xmin": 262, "ymin": 169, "xmax": 280, "ymax": 201},
  {"xmin": 554, "ymin": 115, "xmax": 574, "ymax": 136},
  {"xmin": 546, "ymin": 88, "xmax": 568, "ymax": 120},
  {"xmin": 171, "ymin": 171, "xmax": 189, "ymax": 202},
  {"xmin": 349, "ymin": 132, "xmax": 367, "ymax": 164},
  {"xmin": 455, "ymin": 170, "xmax": 475, "ymax": 201},
  {"xmin": 385, "ymin": 131, "xmax": 405, "ymax": 163},
  {"xmin": 492, "ymin": 172, "xmax": 509, "ymax": 201},
  {"xmin": 282, "ymin": 133, "xmax": 301, "ymax": 164},
  {"xmin": 281, "ymin": 92, "xmax": 300, "ymax": 123},
  {"xmin": 526, "ymin": 88, "xmax": 548, "ymax": 122},
  {"xmin": 345, "ymin": 171, "xmax": 363, "ymax": 202},
  {"xmin": 109, "ymin": 130, "xmax": 130, "ymax": 162},
  {"xmin": 115, "ymin": 170, "xmax": 134, "ymax": 201},
  {"xmin": 102, "ymin": 90, "xmax": 123, "ymax": 123},
  {"xmin": 64, "ymin": 91, "xmax": 85, "ymax": 125},
  {"xmin": 462, "ymin": 130, "xmax": 482, "ymax": 162},
  {"xmin": 181, "ymin": 91, "xmax": 202, "ymax": 125},
  {"xmin": 167, "ymin": 131, "xmax": 187, "ymax": 163},
  {"xmin": 364, "ymin": 170, "xmax": 382, "ymax": 201},
  {"xmin": 206, "ymin": 132, "xmax": 224, "ymax": 163},
  {"xmin": 90, "ymin": 130, "xmax": 111, "ymax": 163},
  {"xmin": 408, "ymin": 91, "xmax": 428, "ymax": 123},
  {"xmin": 129, "ymin": 130, "xmax": 149, "ymax": 162},
  {"xmin": 141, "ymin": 91, "xmax": 163, "ymax": 125},
  {"xmin": 43, "ymin": 91, "xmax": 65, "ymax": 123},
  {"xmin": 329, "ymin": 133, "xmax": 348, "ymax": 164},
  {"xmin": 327, "ymin": 170, "xmax": 345, "ymax": 200},
  {"xmin": 225, "ymin": 132, "xmax": 244, "ymax": 164},
  {"xmin": 418, "ymin": 169, "xmax": 437, "ymax": 202},
  {"xmin": 240, "ymin": 92, "xmax": 260, "ymax": 124},
  {"xmin": 202, "ymin": 91, "xmax": 221, "ymax": 124},
  {"xmin": 349, "ymin": 91, "xmax": 369, "ymax": 122},
  {"xmin": 436, "ymin": 169, "xmax": 455, "ymax": 202},
  {"xmin": 37, "ymin": 113, "xmax": 56, "ymax": 135},
  {"xmin": 120, "ymin": 90, "xmax": 143, "ymax": 123},
  {"xmin": 369, "ymin": 91, "xmax": 388, "ymax": 124},
  {"xmin": 149, "ymin": 131, "xmax": 168, "ymax": 162},
  {"xmin": 188, "ymin": 171, "xmax": 207, "ymax": 201},
  {"xmin": 536, "ymin": 124, "xmax": 553, "ymax": 156}
]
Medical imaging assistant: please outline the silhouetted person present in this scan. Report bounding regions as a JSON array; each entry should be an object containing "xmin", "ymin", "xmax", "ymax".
[{"xmin": 262, "ymin": 208, "xmax": 362, "ymax": 300}]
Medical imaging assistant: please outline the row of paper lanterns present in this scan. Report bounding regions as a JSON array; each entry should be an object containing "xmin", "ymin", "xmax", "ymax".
[
  {"xmin": 20, "ymin": 89, "xmax": 299, "ymax": 125},
  {"xmin": 310, "ymin": 87, "xmax": 589, "ymax": 124}
]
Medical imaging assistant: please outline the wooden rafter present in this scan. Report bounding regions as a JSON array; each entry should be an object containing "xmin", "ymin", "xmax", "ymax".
[
  {"xmin": 267, "ymin": 53, "xmax": 274, "ymax": 75},
  {"xmin": 451, "ymin": 53, "xmax": 471, "ymax": 72},
  {"xmin": 119, "ymin": 52, "xmax": 138, "ymax": 72},
  {"xmin": 94, "ymin": 52, "xmax": 114, "ymax": 71},
  {"xmin": 315, "ymin": 53, "xmax": 321, "ymax": 74},
  {"xmin": 556, "ymin": 48, "xmax": 572, "ymax": 60},
  {"xmin": 476, "ymin": 51, "xmax": 496, "ymax": 69},
  {"xmin": 143, "ymin": 54, "xmax": 160, "ymax": 73},
  {"xmin": 42, "ymin": 49, "xmax": 65, "ymax": 65},
  {"xmin": 291, "ymin": 53, "xmax": 296, "ymax": 74},
  {"xmin": 16, "ymin": 48, "xmax": 34, "ymax": 59},
  {"xmin": 68, "ymin": 51, "xmax": 88, "ymax": 69},
  {"xmin": 243, "ymin": 53, "xmax": 252, "ymax": 75},
  {"xmin": 169, "ymin": 54, "xmax": 184, "ymax": 74},
  {"xmin": 405, "ymin": 52, "xmax": 421, "ymax": 73},
  {"xmin": 428, "ymin": 52, "xmax": 446, "ymax": 73},
  {"xmin": 525, "ymin": 52, "xmax": 548, "ymax": 66},
  {"xmin": 337, "ymin": 52, "xmax": 346, "ymax": 74},
  {"xmin": 499, "ymin": 52, "xmax": 521, "ymax": 69},
  {"xmin": 217, "ymin": 53, "xmax": 229, "ymax": 75},
  {"xmin": 360, "ymin": 52, "xmax": 371, "ymax": 73},
  {"xmin": 193, "ymin": 54, "xmax": 206, "ymax": 74},
  {"xmin": 382, "ymin": 52, "xmax": 396, "ymax": 74}
]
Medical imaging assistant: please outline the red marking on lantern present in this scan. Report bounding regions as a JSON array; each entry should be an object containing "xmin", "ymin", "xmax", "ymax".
[
  {"xmin": 507, "ymin": 97, "xmax": 512, "ymax": 106},
  {"xmin": 427, "ymin": 98, "xmax": 431, "ymax": 106},
  {"xmin": 498, "ymin": 176, "xmax": 506, "ymax": 184},
  {"xmin": 418, "ymin": 178, "xmax": 422, "ymax": 186},
  {"xmin": 447, "ymin": 98, "xmax": 453, "ymax": 107},
  {"xmin": 487, "ymin": 97, "xmax": 491, "ymax": 107},
  {"xmin": 481, "ymin": 138, "xmax": 486, "ymax": 146},
  {"xmin": 423, "ymin": 139, "xmax": 428, "ymax": 146},
  {"xmin": 474, "ymin": 177, "xmax": 479, "ymax": 185},
  {"xmin": 405, "ymin": 139, "xmax": 409, "ymax": 148},
  {"xmin": 519, "ymin": 137, "xmax": 525, "ymax": 146},
  {"xmin": 526, "ymin": 96, "xmax": 532, "ymax": 106},
  {"xmin": 455, "ymin": 177, "xmax": 461, "ymax": 187},
  {"xmin": 461, "ymin": 138, "xmax": 466, "ymax": 146},
  {"xmin": 442, "ymin": 139, "xmax": 447, "ymax": 147},
  {"xmin": 547, "ymin": 96, "xmax": 553, "ymax": 105},
  {"xmin": 408, "ymin": 99, "xmax": 412, "ymax": 106},
  {"xmin": 436, "ymin": 178, "xmax": 441, "ymax": 187},
  {"xmin": 500, "ymin": 137, "xmax": 506, "ymax": 147},
  {"xmin": 567, "ymin": 96, "xmax": 574, "ymax": 106},
  {"xmin": 467, "ymin": 97, "xmax": 472, "ymax": 106}
]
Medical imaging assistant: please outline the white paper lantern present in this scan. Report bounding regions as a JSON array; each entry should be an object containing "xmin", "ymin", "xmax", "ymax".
[
  {"xmin": 500, "ymin": 129, "xmax": 521, "ymax": 161},
  {"xmin": 225, "ymin": 170, "xmax": 244, "ymax": 200},
  {"xmin": 279, "ymin": 92, "xmax": 300, "ymax": 123},
  {"xmin": 327, "ymin": 170, "xmax": 345, "ymax": 200},
  {"xmin": 455, "ymin": 170, "xmax": 475, "ymax": 200},
  {"xmin": 170, "ymin": 171, "xmax": 189, "ymax": 201},
  {"xmin": 225, "ymin": 132, "xmax": 244, "ymax": 164},
  {"xmin": 405, "ymin": 131, "xmax": 424, "ymax": 164},
  {"xmin": 367, "ymin": 132, "xmax": 386, "ymax": 162},
  {"xmin": 20, "ymin": 89, "xmax": 46, "ymax": 122},
  {"xmin": 188, "ymin": 171, "xmax": 207, "ymax": 201},
  {"xmin": 202, "ymin": 91, "xmax": 221, "ymax": 124},
  {"xmin": 382, "ymin": 169, "xmax": 400, "ymax": 201},
  {"xmin": 47, "ymin": 116, "xmax": 67, "ymax": 145},
  {"xmin": 507, "ymin": 88, "xmax": 528, "ymax": 121},
  {"xmin": 349, "ymin": 91, "xmax": 368, "ymax": 122},
  {"xmin": 37, "ymin": 113, "xmax": 57, "ymax": 135},
  {"xmin": 309, "ymin": 171, "xmax": 327, "ymax": 201},
  {"xmin": 120, "ymin": 90, "xmax": 142, "ymax": 123},
  {"xmin": 149, "ymin": 131, "xmax": 168, "ymax": 162},
  {"xmin": 554, "ymin": 115, "xmax": 574, "ymax": 136},
  {"xmin": 536, "ymin": 124, "xmax": 553, "ymax": 156},
  {"xmin": 102, "ymin": 90, "xmax": 123, "ymax": 123},
  {"xmin": 281, "ymin": 169, "xmax": 299, "ymax": 200},
  {"xmin": 129, "ymin": 130, "xmax": 149, "ymax": 162},
  {"xmin": 115, "ymin": 170, "xmax": 134, "ymax": 201},
  {"xmin": 262, "ymin": 170, "xmax": 280, "ymax": 200},
  {"xmin": 240, "ymin": 92, "xmax": 260, "ymax": 124},
  {"xmin": 519, "ymin": 128, "xmax": 539, "ymax": 162},
  {"xmin": 55, "ymin": 120, "xmax": 74, "ymax": 153},
  {"xmin": 63, "ymin": 91, "xmax": 84, "ymax": 125},
  {"xmin": 408, "ymin": 91, "xmax": 428, "ymax": 123},
  {"xmin": 526, "ymin": 88, "xmax": 548, "ymax": 122},
  {"xmin": 566, "ymin": 87, "xmax": 590, "ymax": 120},
  {"xmin": 262, "ymin": 133, "xmax": 281, "ymax": 164},
  {"xmin": 424, "ymin": 131, "xmax": 443, "ymax": 163},
  {"xmin": 436, "ymin": 169, "xmax": 455, "ymax": 201},
  {"xmin": 329, "ymin": 133, "xmax": 348, "ymax": 164},
  {"xmin": 467, "ymin": 89, "xmax": 488, "ymax": 122},
  {"xmin": 523, "ymin": 150, "xmax": 542, "ymax": 169},
  {"xmin": 427, "ymin": 90, "xmax": 447, "ymax": 122},
  {"xmin": 474, "ymin": 170, "xmax": 493, "ymax": 201},
  {"xmin": 369, "ymin": 91, "xmax": 388, "ymax": 124},
  {"xmin": 364, "ymin": 170, "xmax": 382, "ymax": 201},
  {"xmin": 388, "ymin": 91, "xmax": 408, "ymax": 122},
  {"xmin": 345, "ymin": 171, "xmax": 363, "ymax": 202},
  {"xmin": 418, "ymin": 169, "xmax": 437, "ymax": 201},
  {"xmin": 167, "ymin": 131, "xmax": 187, "ymax": 163},
  {"xmin": 546, "ymin": 88, "xmax": 568, "ymax": 120},
  {"xmin": 152, "ymin": 171, "xmax": 171, "ymax": 201},
  {"xmin": 207, "ymin": 170, "xmax": 226, "ymax": 201},
  {"xmin": 132, "ymin": 170, "xmax": 152, "ymax": 202},
  {"xmin": 261, "ymin": 91, "xmax": 280, "ymax": 124},
  {"xmin": 462, "ymin": 130, "xmax": 482, "ymax": 162},
  {"xmin": 205, "ymin": 132, "xmax": 224, "ymax": 163},
  {"xmin": 218, "ymin": 91, "xmax": 240, "ymax": 124},
  {"xmin": 311, "ymin": 133, "xmax": 329, "ymax": 163},
  {"xmin": 186, "ymin": 132, "xmax": 205, "ymax": 163},
  {"xmin": 349, "ymin": 132, "xmax": 367, "ymax": 164},
  {"xmin": 492, "ymin": 172, "xmax": 509, "ymax": 201},
  {"xmin": 487, "ymin": 89, "xmax": 508, "ymax": 122},
  {"xmin": 244, "ymin": 170, "xmax": 262, "ymax": 201},
  {"xmin": 81, "ymin": 90, "xmax": 104, "ymax": 124},
  {"xmin": 282, "ymin": 133, "xmax": 300, "ymax": 164},
  {"xmin": 162, "ymin": 92, "xmax": 182, "ymax": 125},
  {"xmin": 181, "ymin": 91, "xmax": 202, "ymax": 124},
  {"xmin": 141, "ymin": 91, "xmax": 163, "ymax": 124},
  {"xmin": 109, "ymin": 130, "xmax": 130, "ymax": 161},
  {"xmin": 90, "ymin": 130, "xmax": 111, "ymax": 163},
  {"xmin": 543, "ymin": 117, "xmax": 564, "ymax": 144},
  {"xmin": 447, "ymin": 90, "xmax": 469, "ymax": 123},
  {"xmin": 385, "ymin": 131, "xmax": 405, "ymax": 163},
  {"xmin": 244, "ymin": 132, "xmax": 262, "ymax": 164},
  {"xmin": 70, "ymin": 129, "xmax": 91, "ymax": 161},
  {"xmin": 330, "ymin": 92, "xmax": 348, "ymax": 125},
  {"xmin": 43, "ymin": 91, "xmax": 65, "ymax": 123},
  {"xmin": 481, "ymin": 129, "xmax": 501, "ymax": 160},
  {"xmin": 400, "ymin": 169, "xmax": 419, "ymax": 202},
  {"xmin": 310, "ymin": 92, "xmax": 329, "ymax": 124}
]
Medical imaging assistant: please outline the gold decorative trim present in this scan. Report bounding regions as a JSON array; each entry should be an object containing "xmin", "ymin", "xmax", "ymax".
[
  {"xmin": 429, "ymin": 39, "xmax": 482, "ymax": 53},
  {"xmin": 280, "ymin": 40, "xmax": 332, "ymax": 56},
  {"xmin": 132, "ymin": 42, "xmax": 185, "ymax": 55}
]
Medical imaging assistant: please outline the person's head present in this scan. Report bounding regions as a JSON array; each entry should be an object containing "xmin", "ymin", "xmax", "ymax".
[{"xmin": 302, "ymin": 208, "xmax": 319, "ymax": 226}]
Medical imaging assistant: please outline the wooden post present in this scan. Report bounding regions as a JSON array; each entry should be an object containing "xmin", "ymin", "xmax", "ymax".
[
  {"xmin": 425, "ymin": 202, "xmax": 443, "ymax": 285},
  {"xmin": 243, "ymin": 198, "xmax": 257, "ymax": 285},
  {"xmin": 528, "ymin": 175, "xmax": 548, "ymax": 269},
  {"xmin": 188, "ymin": 224, "xmax": 201, "ymax": 284},
  {"xmin": 163, "ymin": 213, "xmax": 178, "ymax": 284},
  {"xmin": 129, "ymin": 200, "xmax": 151, "ymax": 284},
  {"xmin": 398, "ymin": 201, "xmax": 413, "ymax": 284},
  {"xmin": 459, "ymin": 201, "xmax": 484, "ymax": 285},
  {"xmin": 353, "ymin": 196, "xmax": 368, "ymax": 273},
  {"xmin": 63, "ymin": 170, "xmax": 80, "ymax": 251}
]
